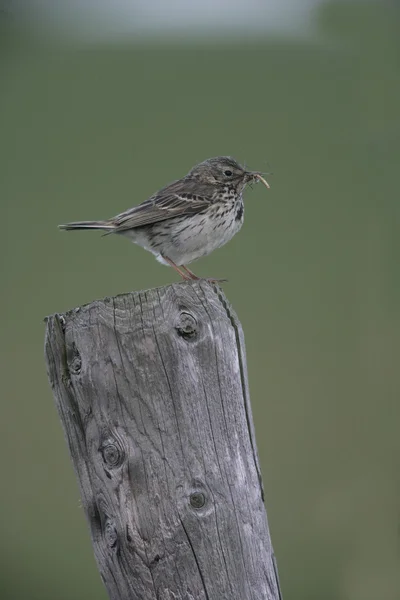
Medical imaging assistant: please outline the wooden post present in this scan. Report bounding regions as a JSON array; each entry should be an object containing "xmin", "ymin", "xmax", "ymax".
[{"xmin": 44, "ymin": 281, "xmax": 282, "ymax": 600}]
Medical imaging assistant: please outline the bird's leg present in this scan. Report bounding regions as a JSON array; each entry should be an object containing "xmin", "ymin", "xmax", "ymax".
[
  {"xmin": 163, "ymin": 257, "xmax": 226, "ymax": 285},
  {"xmin": 162, "ymin": 256, "xmax": 192, "ymax": 280},
  {"xmin": 181, "ymin": 265, "xmax": 200, "ymax": 280}
]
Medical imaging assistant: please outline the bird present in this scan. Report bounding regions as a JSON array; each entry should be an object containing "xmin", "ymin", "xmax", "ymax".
[{"xmin": 59, "ymin": 156, "xmax": 270, "ymax": 281}]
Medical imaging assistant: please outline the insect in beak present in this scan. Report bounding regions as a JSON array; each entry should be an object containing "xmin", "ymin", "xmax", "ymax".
[{"xmin": 254, "ymin": 173, "xmax": 270, "ymax": 189}]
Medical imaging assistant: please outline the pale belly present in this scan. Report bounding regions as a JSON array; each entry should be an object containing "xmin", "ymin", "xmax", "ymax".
[{"xmin": 122, "ymin": 199, "xmax": 244, "ymax": 265}]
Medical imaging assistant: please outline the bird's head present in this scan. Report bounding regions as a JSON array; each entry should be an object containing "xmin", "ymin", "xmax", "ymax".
[{"xmin": 186, "ymin": 156, "xmax": 270, "ymax": 192}]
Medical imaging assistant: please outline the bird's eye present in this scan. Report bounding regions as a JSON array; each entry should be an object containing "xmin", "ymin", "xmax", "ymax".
[{"xmin": 224, "ymin": 169, "xmax": 233, "ymax": 177}]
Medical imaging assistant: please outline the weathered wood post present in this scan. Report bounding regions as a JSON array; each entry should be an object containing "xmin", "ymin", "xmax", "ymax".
[{"xmin": 45, "ymin": 280, "xmax": 282, "ymax": 600}]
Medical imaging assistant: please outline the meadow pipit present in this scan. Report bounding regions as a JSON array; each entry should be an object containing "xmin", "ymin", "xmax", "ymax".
[{"xmin": 59, "ymin": 156, "xmax": 270, "ymax": 281}]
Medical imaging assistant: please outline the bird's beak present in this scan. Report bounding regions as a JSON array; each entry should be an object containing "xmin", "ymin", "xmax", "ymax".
[{"xmin": 245, "ymin": 171, "xmax": 270, "ymax": 189}]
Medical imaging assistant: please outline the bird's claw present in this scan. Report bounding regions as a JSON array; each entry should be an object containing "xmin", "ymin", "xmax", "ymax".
[{"xmin": 205, "ymin": 277, "xmax": 228, "ymax": 284}]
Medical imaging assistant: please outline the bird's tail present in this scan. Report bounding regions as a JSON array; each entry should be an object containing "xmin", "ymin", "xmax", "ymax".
[{"xmin": 58, "ymin": 220, "xmax": 114, "ymax": 231}]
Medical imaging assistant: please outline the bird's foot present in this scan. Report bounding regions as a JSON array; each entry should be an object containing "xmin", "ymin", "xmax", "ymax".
[{"xmin": 204, "ymin": 277, "xmax": 228, "ymax": 284}]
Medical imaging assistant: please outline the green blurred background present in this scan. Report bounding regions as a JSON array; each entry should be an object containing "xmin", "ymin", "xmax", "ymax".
[{"xmin": 1, "ymin": 1, "xmax": 399, "ymax": 598}]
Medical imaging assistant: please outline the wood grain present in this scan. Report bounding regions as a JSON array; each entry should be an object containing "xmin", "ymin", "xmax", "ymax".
[{"xmin": 45, "ymin": 281, "xmax": 281, "ymax": 600}]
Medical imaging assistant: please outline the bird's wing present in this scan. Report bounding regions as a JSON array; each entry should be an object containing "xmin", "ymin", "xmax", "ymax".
[{"xmin": 111, "ymin": 185, "xmax": 213, "ymax": 231}]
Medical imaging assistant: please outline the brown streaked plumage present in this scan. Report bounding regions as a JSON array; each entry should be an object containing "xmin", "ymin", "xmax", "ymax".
[{"xmin": 59, "ymin": 156, "xmax": 270, "ymax": 281}]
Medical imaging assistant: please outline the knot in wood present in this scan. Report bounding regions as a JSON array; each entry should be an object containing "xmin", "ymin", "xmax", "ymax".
[
  {"xmin": 104, "ymin": 520, "xmax": 118, "ymax": 550},
  {"xmin": 66, "ymin": 342, "xmax": 81, "ymax": 375},
  {"xmin": 70, "ymin": 354, "xmax": 81, "ymax": 375},
  {"xmin": 102, "ymin": 443, "xmax": 121, "ymax": 467},
  {"xmin": 176, "ymin": 311, "xmax": 198, "ymax": 339},
  {"xmin": 190, "ymin": 492, "xmax": 206, "ymax": 509}
]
